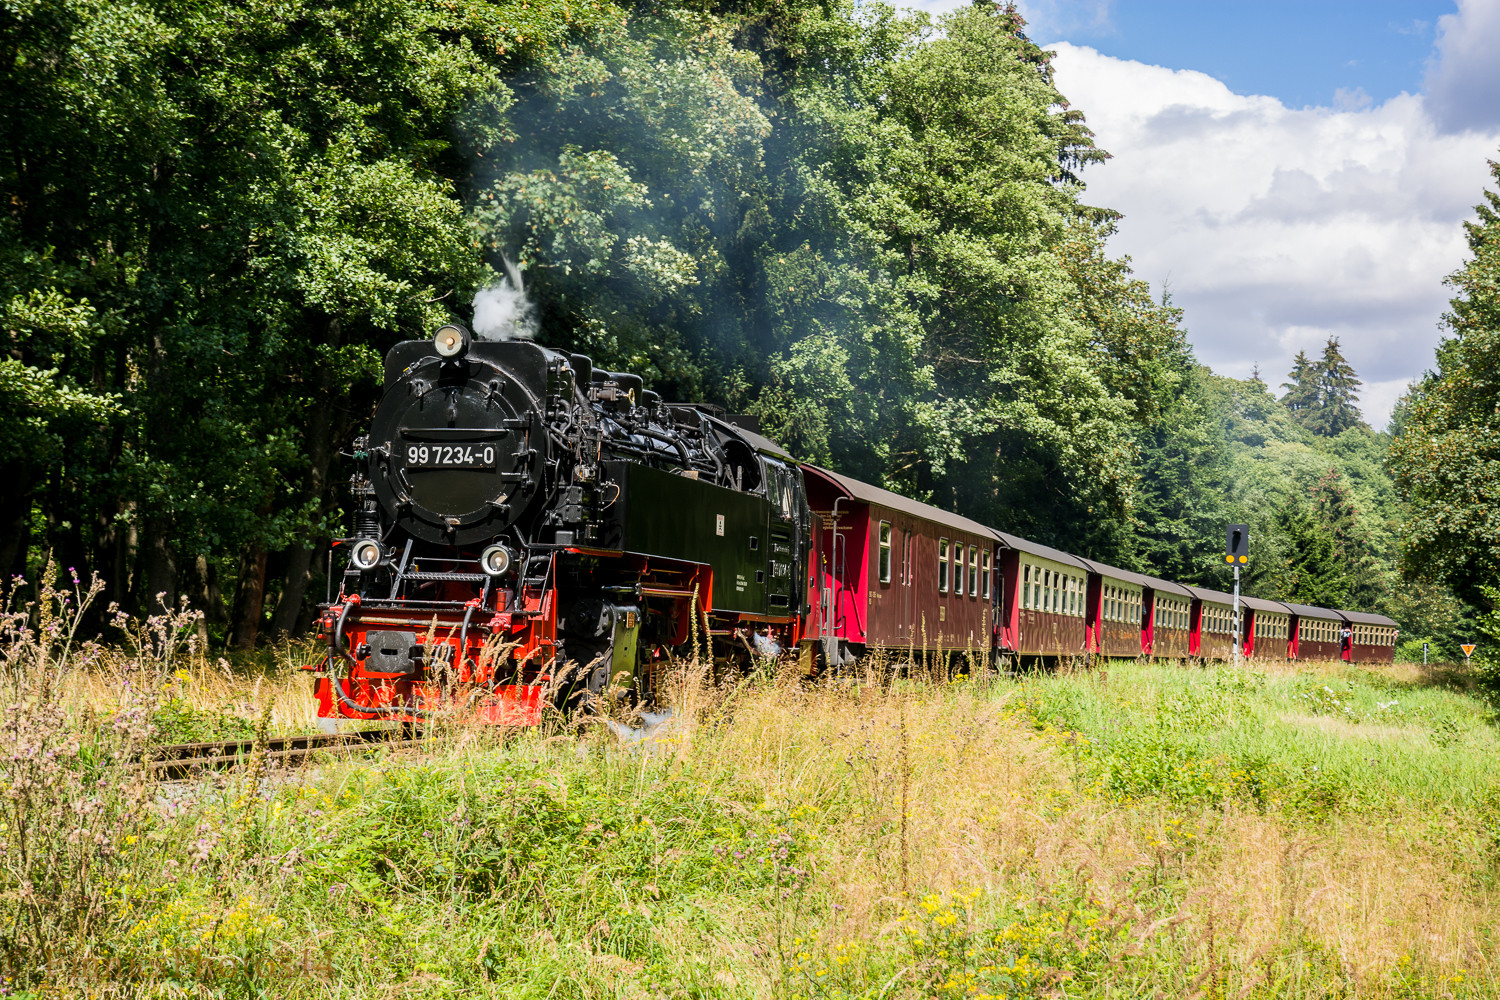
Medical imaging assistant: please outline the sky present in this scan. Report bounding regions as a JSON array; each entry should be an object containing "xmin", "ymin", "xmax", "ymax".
[{"xmin": 912, "ymin": 0, "xmax": 1500, "ymax": 429}]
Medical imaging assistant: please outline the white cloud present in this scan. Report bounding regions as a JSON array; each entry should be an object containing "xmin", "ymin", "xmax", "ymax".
[
  {"xmin": 1047, "ymin": 42, "xmax": 1500, "ymax": 430},
  {"xmin": 1426, "ymin": 0, "xmax": 1500, "ymax": 133}
]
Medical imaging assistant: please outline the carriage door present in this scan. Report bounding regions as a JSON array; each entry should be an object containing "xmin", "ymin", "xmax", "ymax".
[
  {"xmin": 897, "ymin": 517, "xmax": 917, "ymax": 642},
  {"xmin": 764, "ymin": 460, "xmax": 798, "ymax": 616}
]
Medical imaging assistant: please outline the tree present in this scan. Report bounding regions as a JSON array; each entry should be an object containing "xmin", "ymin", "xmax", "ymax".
[
  {"xmin": 1302, "ymin": 336, "xmax": 1364, "ymax": 436},
  {"xmin": 1281, "ymin": 351, "xmax": 1319, "ymax": 416},
  {"xmin": 1388, "ymin": 156, "xmax": 1500, "ymax": 607},
  {"xmin": 1272, "ymin": 470, "xmax": 1375, "ymax": 609},
  {"xmin": 1276, "ymin": 498, "xmax": 1349, "ymax": 608},
  {"xmin": 1, "ymin": 0, "xmax": 593, "ymax": 633}
]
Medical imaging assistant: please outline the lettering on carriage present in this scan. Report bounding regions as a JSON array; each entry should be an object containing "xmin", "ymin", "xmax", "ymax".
[{"xmin": 735, "ymin": 573, "xmax": 746, "ymax": 593}]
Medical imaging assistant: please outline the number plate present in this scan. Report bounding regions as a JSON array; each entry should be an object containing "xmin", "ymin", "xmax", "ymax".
[{"xmin": 404, "ymin": 441, "xmax": 499, "ymax": 469}]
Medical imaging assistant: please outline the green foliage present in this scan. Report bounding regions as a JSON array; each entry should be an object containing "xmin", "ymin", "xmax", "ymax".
[
  {"xmin": 150, "ymin": 690, "xmax": 260, "ymax": 744},
  {"xmin": 0, "ymin": 0, "xmax": 1440, "ymax": 646},
  {"xmin": 1389, "ymin": 158, "xmax": 1500, "ymax": 607},
  {"xmin": 1011, "ymin": 660, "xmax": 1500, "ymax": 819},
  {"xmin": 1283, "ymin": 338, "xmax": 1366, "ymax": 437}
]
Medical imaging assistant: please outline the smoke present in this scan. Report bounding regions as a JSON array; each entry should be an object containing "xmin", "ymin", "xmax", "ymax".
[{"xmin": 471, "ymin": 257, "xmax": 538, "ymax": 340}]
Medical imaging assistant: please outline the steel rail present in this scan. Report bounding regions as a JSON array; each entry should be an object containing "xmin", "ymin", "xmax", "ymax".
[{"xmin": 147, "ymin": 728, "xmax": 421, "ymax": 780}]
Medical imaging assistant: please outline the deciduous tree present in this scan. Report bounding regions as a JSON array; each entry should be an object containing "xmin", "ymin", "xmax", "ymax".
[{"xmin": 1389, "ymin": 157, "xmax": 1500, "ymax": 606}]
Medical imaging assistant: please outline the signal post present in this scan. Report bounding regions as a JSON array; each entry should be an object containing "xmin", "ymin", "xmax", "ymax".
[{"xmin": 1225, "ymin": 524, "xmax": 1249, "ymax": 666}]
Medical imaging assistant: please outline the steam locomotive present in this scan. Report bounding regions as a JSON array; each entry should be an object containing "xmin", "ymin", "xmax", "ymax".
[
  {"xmin": 311, "ymin": 324, "xmax": 813, "ymax": 724},
  {"xmin": 310, "ymin": 324, "xmax": 1399, "ymax": 727}
]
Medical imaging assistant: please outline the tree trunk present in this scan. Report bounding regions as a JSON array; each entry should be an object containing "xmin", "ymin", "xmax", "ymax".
[
  {"xmin": 194, "ymin": 553, "xmax": 230, "ymax": 631},
  {"xmin": 141, "ymin": 514, "xmax": 178, "ymax": 614},
  {"xmin": 0, "ymin": 465, "xmax": 33, "ymax": 582},
  {"xmin": 270, "ymin": 360, "xmax": 337, "ymax": 638},
  {"xmin": 269, "ymin": 545, "xmax": 315, "ymax": 636},
  {"xmin": 232, "ymin": 543, "xmax": 269, "ymax": 651}
]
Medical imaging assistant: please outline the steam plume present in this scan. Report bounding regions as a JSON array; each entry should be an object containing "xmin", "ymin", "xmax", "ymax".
[{"xmin": 471, "ymin": 257, "xmax": 537, "ymax": 340}]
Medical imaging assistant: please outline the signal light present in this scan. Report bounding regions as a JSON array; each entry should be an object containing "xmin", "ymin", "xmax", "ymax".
[
  {"xmin": 350, "ymin": 539, "xmax": 384, "ymax": 571},
  {"xmin": 480, "ymin": 544, "xmax": 512, "ymax": 576}
]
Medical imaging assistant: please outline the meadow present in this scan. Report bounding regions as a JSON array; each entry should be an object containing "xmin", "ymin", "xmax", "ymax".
[{"xmin": 3, "ymin": 577, "xmax": 1498, "ymax": 998}]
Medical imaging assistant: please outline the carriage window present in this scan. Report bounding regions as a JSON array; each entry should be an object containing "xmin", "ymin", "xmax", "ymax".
[
  {"xmin": 1023, "ymin": 564, "xmax": 1031, "ymax": 608},
  {"xmin": 953, "ymin": 544, "xmax": 964, "ymax": 596},
  {"xmin": 938, "ymin": 539, "xmax": 949, "ymax": 593},
  {"xmin": 968, "ymin": 546, "xmax": 979, "ymax": 597},
  {"xmin": 982, "ymin": 551, "xmax": 991, "ymax": 599},
  {"xmin": 878, "ymin": 522, "xmax": 892, "ymax": 584}
]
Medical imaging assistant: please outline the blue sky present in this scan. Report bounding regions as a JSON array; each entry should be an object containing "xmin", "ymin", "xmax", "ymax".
[
  {"xmin": 1023, "ymin": 2, "xmax": 1451, "ymax": 110},
  {"xmin": 906, "ymin": 0, "xmax": 1500, "ymax": 428}
]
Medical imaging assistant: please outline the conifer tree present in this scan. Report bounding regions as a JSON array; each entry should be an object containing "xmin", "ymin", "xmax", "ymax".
[
  {"xmin": 1305, "ymin": 336, "xmax": 1364, "ymax": 436},
  {"xmin": 1280, "ymin": 351, "xmax": 1319, "ymax": 415}
]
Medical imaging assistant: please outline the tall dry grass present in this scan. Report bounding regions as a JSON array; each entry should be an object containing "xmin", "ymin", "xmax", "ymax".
[
  {"xmin": 650, "ymin": 659, "xmax": 1499, "ymax": 996},
  {"xmin": 3, "ymin": 572, "xmax": 1496, "ymax": 997}
]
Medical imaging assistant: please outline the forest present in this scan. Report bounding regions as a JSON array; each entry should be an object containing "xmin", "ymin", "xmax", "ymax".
[{"xmin": 4, "ymin": 0, "xmax": 1496, "ymax": 656}]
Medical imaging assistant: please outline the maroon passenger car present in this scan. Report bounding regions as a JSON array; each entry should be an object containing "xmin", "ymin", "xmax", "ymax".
[
  {"xmin": 1240, "ymin": 595, "xmax": 1291, "ymax": 660},
  {"xmin": 1144, "ymin": 575, "xmax": 1194, "ymax": 659},
  {"xmin": 995, "ymin": 533, "xmax": 1089, "ymax": 660},
  {"xmin": 1078, "ymin": 559, "xmax": 1148, "ymax": 659},
  {"xmin": 1337, "ymin": 610, "xmax": 1399, "ymax": 664},
  {"xmin": 1185, "ymin": 586, "xmax": 1240, "ymax": 661},
  {"xmin": 804, "ymin": 466, "xmax": 997, "ymax": 664},
  {"xmin": 1283, "ymin": 603, "xmax": 1344, "ymax": 661}
]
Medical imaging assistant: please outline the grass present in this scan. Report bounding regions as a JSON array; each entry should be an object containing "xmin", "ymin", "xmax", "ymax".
[{"xmin": 4, "ymin": 573, "xmax": 1500, "ymax": 997}]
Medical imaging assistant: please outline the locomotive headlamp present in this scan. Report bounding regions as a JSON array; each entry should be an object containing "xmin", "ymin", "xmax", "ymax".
[
  {"xmin": 479, "ymin": 543, "xmax": 512, "ymax": 577},
  {"xmin": 433, "ymin": 324, "xmax": 470, "ymax": 359},
  {"xmin": 350, "ymin": 539, "xmax": 384, "ymax": 571}
]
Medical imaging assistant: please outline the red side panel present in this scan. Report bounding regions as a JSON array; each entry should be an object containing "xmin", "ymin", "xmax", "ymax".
[
  {"xmin": 998, "ymin": 548, "xmax": 1022, "ymax": 653},
  {"xmin": 1142, "ymin": 590, "xmax": 1156, "ymax": 654},
  {"xmin": 1085, "ymin": 575, "xmax": 1102, "ymax": 654}
]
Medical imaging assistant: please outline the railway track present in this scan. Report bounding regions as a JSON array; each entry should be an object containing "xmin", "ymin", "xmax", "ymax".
[{"xmin": 148, "ymin": 728, "xmax": 425, "ymax": 780}]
